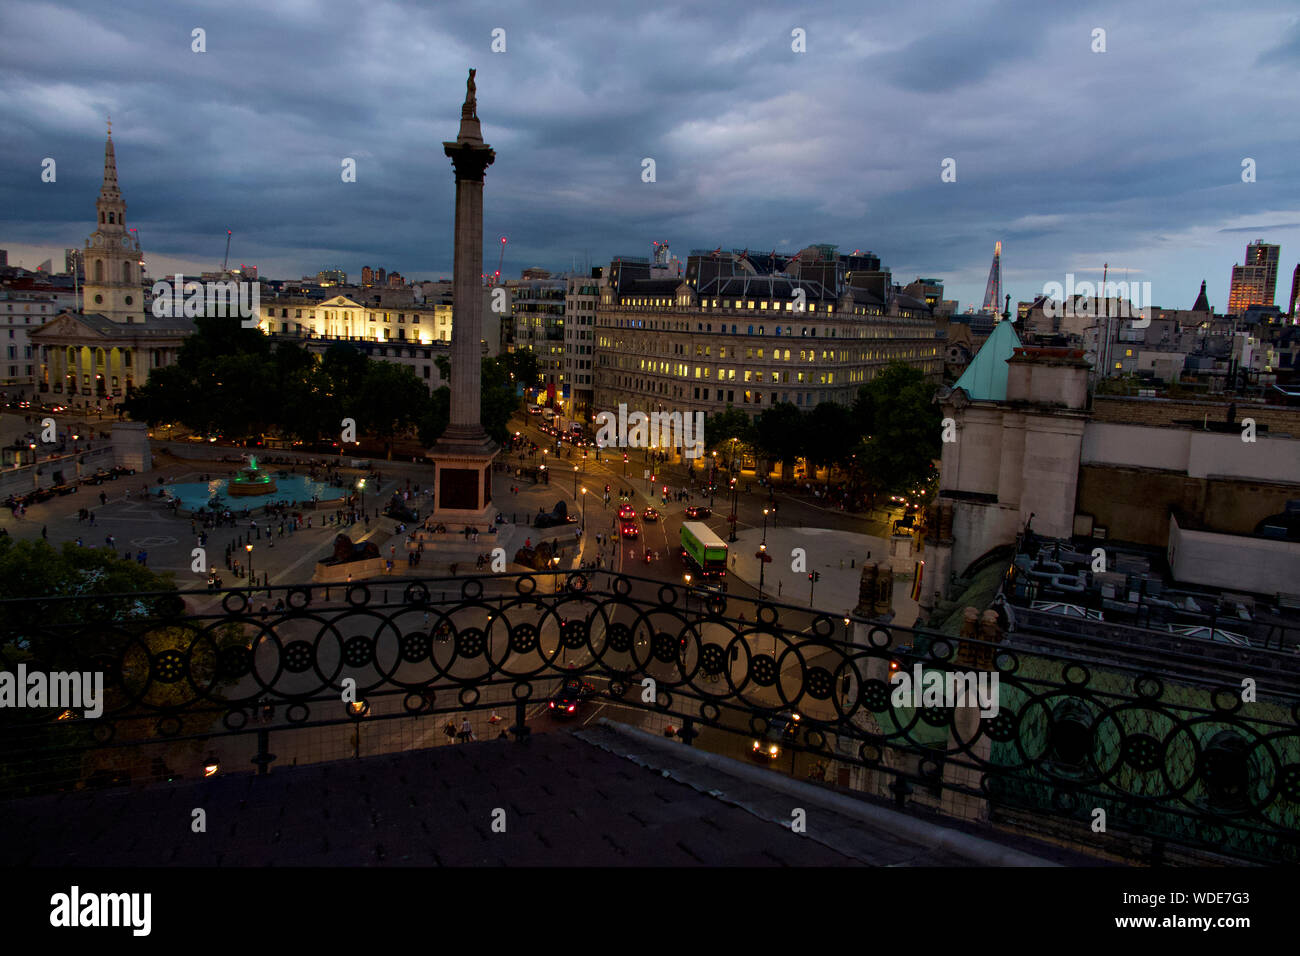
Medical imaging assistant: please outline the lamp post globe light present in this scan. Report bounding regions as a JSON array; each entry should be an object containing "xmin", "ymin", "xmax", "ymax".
[
  {"xmin": 245, "ymin": 543, "xmax": 253, "ymax": 584},
  {"xmin": 358, "ymin": 477, "xmax": 366, "ymax": 516},
  {"xmin": 580, "ymin": 486, "xmax": 587, "ymax": 535},
  {"xmin": 758, "ymin": 541, "xmax": 767, "ymax": 598}
]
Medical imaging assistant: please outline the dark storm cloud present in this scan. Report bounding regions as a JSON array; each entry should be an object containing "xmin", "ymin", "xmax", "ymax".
[{"xmin": 1, "ymin": 0, "xmax": 1297, "ymax": 310}]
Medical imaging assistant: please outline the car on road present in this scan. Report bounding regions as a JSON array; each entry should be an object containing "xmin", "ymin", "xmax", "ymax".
[
  {"xmin": 620, "ymin": 521, "xmax": 639, "ymax": 538},
  {"xmin": 641, "ymin": 507, "xmax": 659, "ymax": 522},
  {"xmin": 751, "ymin": 710, "xmax": 800, "ymax": 762},
  {"xmin": 684, "ymin": 506, "xmax": 711, "ymax": 519},
  {"xmin": 549, "ymin": 677, "xmax": 597, "ymax": 717},
  {"xmin": 617, "ymin": 503, "xmax": 637, "ymax": 521}
]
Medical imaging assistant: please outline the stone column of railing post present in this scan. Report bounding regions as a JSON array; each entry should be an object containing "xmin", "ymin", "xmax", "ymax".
[{"xmin": 940, "ymin": 608, "xmax": 1005, "ymax": 823}]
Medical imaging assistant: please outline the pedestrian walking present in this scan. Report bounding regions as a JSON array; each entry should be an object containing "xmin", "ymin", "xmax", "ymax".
[
  {"xmin": 459, "ymin": 718, "xmax": 473, "ymax": 743},
  {"xmin": 444, "ymin": 719, "xmax": 457, "ymax": 743}
]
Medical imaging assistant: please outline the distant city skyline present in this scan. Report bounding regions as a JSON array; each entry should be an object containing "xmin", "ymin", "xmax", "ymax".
[{"xmin": 3, "ymin": 0, "xmax": 1299, "ymax": 312}]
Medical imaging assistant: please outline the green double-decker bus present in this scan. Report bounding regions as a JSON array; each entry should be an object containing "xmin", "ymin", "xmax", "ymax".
[{"xmin": 680, "ymin": 521, "xmax": 728, "ymax": 583}]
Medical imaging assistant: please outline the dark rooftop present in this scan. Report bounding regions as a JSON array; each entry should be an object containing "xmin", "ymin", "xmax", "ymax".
[{"xmin": 2, "ymin": 723, "xmax": 1071, "ymax": 867}]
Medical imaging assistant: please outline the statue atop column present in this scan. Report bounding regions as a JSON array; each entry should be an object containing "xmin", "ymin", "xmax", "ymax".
[{"xmin": 462, "ymin": 69, "xmax": 477, "ymax": 119}]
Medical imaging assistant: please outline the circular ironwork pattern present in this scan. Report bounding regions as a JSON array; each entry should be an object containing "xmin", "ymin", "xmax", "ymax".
[
  {"xmin": 283, "ymin": 641, "xmax": 315, "ymax": 673},
  {"xmin": 605, "ymin": 622, "xmax": 633, "ymax": 653},
  {"xmin": 651, "ymin": 631, "xmax": 680, "ymax": 663},
  {"xmin": 804, "ymin": 666, "xmax": 834, "ymax": 700},
  {"xmin": 401, "ymin": 631, "xmax": 431, "ymax": 663},
  {"xmin": 700, "ymin": 644, "xmax": 725, "ymax": 675},
  {"xmin": 983, "ymin": 712, "xmax": 1017, "ymax": 743},
  {"xmin": 217, "ymin": 645, "xmax": 252, "ymax": 680},
  {"xmin": 152, "ymin": 650, "xmax": 186, "ymax": 683},
  {"xmin": 343, "ymin": 636, "xmax": 373, "ymax": 668},
  {"xmin": 5, "ymin": 574, "xmax": 1298, "ymax": 864},
  {"xmin": 749, "ymin": 654, "xmax": 777, "ymax": 686},
  {"xmin": 560, "ymin": 619, "xmax": 588, "ymax": 650},
  {"xmin": 920, "ymin": 706, "xmax": 950, "ymax": 727},
  {"xmin": 456, "ymin": 628, "xmax": 486, "ymax": 659},
  {"xmin": 1123, "ymin": 733, "xmax": 1163, "ymax": 772},
  {"xmin": 860, "ymin": 678, "xmax": 893, "ymax": 712},
  {"xmin": 510, "ymin": 623, "xmax": 540, "ymax": 654}
]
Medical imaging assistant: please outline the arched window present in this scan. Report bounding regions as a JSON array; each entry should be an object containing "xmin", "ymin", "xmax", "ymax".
[
  {"xmin": 94, "ymin": 260, "xmax": 104, "ymax": 282},
  {"xmin": 123, "ymin": 261, "xmax": 131, "ymax": 283},
  {"xmin": 108, "ymin": 213, "xmax": 114, "ymax": 224}
]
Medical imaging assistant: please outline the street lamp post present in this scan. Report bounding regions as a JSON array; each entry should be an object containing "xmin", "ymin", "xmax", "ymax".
[
  {"xmin": 762, "ymin": 507, "xmax": 770, "ymax": 547},
  {"xmin": 245, "ymin": 543, "xmax": 253, "ymax": 585},
  {"xmin": 758, "ymin": 542, "xmax": 767, "ymax": 599},
  {"xmin": 580, "ymin": 486, "xmax": 587, "ymax": 535},
  {"xmin": 710, "ymin": 451, "xmax": 718, "ymax": 509},
  {"xmin": 573, "ymin": 464, "xmax": 578, "ymax": 497},
  {"xmin": 358, "ymin": 477, "xmax": 366, "ymax": 516},
  {"xmin": 347, "ymin": 699, "xmax": 367, "ymax": 758},
  {"xmin": 728, "ymin": 479, "xmax": 739, "ymax": 543}
]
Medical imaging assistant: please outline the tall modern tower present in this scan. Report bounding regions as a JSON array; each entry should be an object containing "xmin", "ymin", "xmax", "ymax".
[
  {"xmin": 981, "ymin": 241, "xmax": 1002, "ymax": 314},
  {"xmin": 1289, "ymin": 264, "xmax": 1300, "ymax": 317},
  {"xmin": 1228, "ymin": 239, "xmax": 1280, "ymax": 313},
  {"xmin": 428, "ymin": 69, "xmax": 498, "ymax": 524}
]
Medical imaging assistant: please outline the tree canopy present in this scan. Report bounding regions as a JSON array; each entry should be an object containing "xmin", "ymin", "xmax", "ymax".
[
  {"xmin": 123, "ymin": 319, "xmax": 523, "ymax": 452},
  {"xmin": 699, "ymin": 361, "xmax": 941, "ymax": 498}
]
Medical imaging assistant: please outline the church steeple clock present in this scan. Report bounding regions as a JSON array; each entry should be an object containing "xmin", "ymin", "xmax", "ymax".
[{"xmin": 82, "ymin": 118, "xmax": 144, "ymax": 324}]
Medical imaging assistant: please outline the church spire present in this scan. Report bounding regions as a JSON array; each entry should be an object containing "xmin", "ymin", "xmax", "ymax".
[
  {"xmin": 1192, "ymin": 279, "xmax": 1210, "ymax": 314},
  {"xmin": 100, "ymin": 118, "xmax": 120, "ymax": 203}
]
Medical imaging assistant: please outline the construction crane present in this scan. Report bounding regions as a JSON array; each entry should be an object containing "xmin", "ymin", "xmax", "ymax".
[
  {"xmin": 223, "ymin": 230, "xmax": 232, "ymax": 272},
  {"xmin": 495, "ymin": 235, "xmax": 508, "ymax": 284}
]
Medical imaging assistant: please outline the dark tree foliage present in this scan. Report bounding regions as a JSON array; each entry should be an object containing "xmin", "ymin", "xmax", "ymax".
[
  {"xmin": 753, "ymin": 402, "xmax": 805, "ymax": 471},
  {"xmin": 703, "ymin": 405, "xmax": 755, "ymax": 452},
  {"xmin": 852, "ymin": 361, "xmax": 942, "ymax": 496},
  {"xmin": 122, "ymin": 319, "xmax": 522, "ymax": 450}
]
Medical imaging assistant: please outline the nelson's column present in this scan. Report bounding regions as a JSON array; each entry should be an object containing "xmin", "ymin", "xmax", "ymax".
[{"xmin": 428, "ymin": 69, "xmax": 498, "ymax": 524}]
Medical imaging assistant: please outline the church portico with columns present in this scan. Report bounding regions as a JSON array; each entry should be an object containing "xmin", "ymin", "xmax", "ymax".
[
  {"xmin": 30, "ymin": 122, "xmax": 193, "ymax": 406},
  {"xmin": 34, "ymin": 313, "xmax": 190, "ymax": 403}
]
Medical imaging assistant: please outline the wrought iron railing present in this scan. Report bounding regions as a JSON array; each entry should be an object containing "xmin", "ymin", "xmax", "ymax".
[{"xmin": 1, "ymin": 572, "xmax": 1297, "ymax": 864}]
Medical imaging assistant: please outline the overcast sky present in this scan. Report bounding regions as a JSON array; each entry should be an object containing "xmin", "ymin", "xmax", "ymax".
[{"xmin": 2, "ymin": 0, "xmax": 1299, "ymax": 311}]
